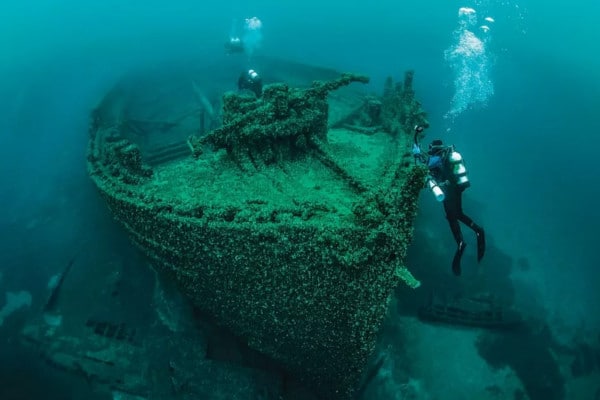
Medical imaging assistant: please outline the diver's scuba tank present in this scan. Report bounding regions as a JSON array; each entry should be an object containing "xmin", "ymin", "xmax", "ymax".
[
  {"xmin": 448, "ymin": 147, "xmax": 470, "ymax": 189},
  {"xmin": 427, "ymin": 177, "xmax": 445, "ymax": 202}
]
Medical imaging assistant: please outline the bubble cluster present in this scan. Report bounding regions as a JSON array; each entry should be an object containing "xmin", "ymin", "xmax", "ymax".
[
  {"xmin": 243, "ymin": 16, "xmax": 263, "ymax": 57},
  {"xmin": 444, "ymin": 7, "xmax": 495, "ymax": 120}
]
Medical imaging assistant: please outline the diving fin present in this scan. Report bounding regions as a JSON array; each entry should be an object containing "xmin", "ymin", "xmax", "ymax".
[
  {"xmin": 452, "ymin": 241, "xmax": 467, "ymax": 276},
  {"xmin": 476, "ymin": 228, "xmax": 486, "ymax": 262}
]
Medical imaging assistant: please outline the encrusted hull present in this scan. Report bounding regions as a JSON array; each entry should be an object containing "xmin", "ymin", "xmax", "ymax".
[{"xmin": 87, "ymin": 57, "xmax": 427, "ymax": 399}]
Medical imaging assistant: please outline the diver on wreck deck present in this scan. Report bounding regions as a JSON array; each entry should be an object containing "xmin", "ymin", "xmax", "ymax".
[
  {"xmin": 413, "ymin": 125, "xmax": 486, "ymax": 276},
  {"xmin": 238, "ymin": 68, "xmax": 263, "ymax": 98}
]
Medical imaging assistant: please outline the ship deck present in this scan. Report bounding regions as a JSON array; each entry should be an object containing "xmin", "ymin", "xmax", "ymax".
[{"xmin": 138, "ymin": 128, "xmax": 406, "ymax": 224}]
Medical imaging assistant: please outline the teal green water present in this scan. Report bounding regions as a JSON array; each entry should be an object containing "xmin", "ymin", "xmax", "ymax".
[{"xmin": 0, "ymin": 1, "xmax": 598, "ymax": 399}]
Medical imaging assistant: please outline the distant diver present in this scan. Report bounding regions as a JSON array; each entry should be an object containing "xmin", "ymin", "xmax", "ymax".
[
  {"xmin": 413, "ymin": 125, "xmax": 485, "ymax": 275},
  {"xmin": 225, "ymin": 16, "xmax": 263, "ymax": 56},
  {"xmin": 225, "ymin": 36, "xmax": 244, "ymax": 54},
  {"xmin": 238, "ymin": 69, "xmax": 263, "ymax": 98}
]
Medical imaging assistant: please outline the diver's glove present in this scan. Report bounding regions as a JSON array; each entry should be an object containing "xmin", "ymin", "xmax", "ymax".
[
  {"xmin": 412, "ymin": 144, "xmax": 421, "ymax": 156},
  {"xmin": 412, "ymin": 144, "xmax": 425, "ymax": 164}
]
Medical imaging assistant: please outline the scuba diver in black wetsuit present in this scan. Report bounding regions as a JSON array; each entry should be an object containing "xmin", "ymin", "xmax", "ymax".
[
  {"xmin": 413, "ymin": 126, "xmax": 486, "ymax": 276},
  {"xmin": 238, "ymin": 69, "xmax": 263, "ymax": 98}
]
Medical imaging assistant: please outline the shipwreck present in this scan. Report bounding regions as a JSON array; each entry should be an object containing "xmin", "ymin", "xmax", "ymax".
[{"xmin": 78, "ymin": 56, "xmax": 428, "ymax": 399}]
